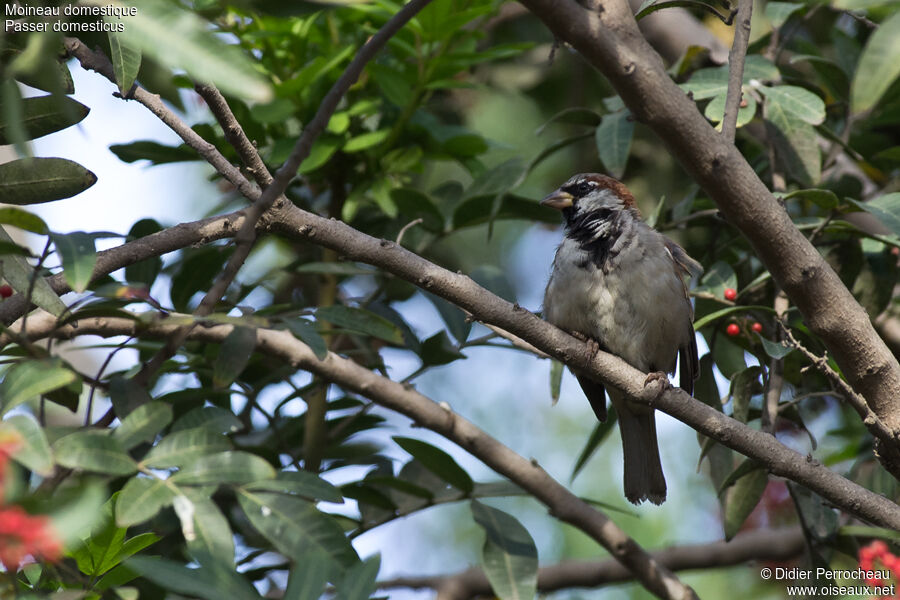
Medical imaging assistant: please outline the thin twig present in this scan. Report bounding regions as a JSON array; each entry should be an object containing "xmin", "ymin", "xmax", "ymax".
[
  {"xmin": 779, "ymin": 319, "xmax": 897, "ymax": 449},
  {"xmin": 396, "ymin": 218, "xmax": 423, "ymax": 246},
  {"xmin": 720, "ymin": 0, "xmax": 752, "ymax": 142},
  {"xmin": 761, "ymin": 292, "xmax": 788, "ymax": 434}
]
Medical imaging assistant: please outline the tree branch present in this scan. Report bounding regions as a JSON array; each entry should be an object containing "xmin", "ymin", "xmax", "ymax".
[
  {"xmin": 514, "ymin": 0, "xmax": 900, "ymax": 465},
  {"xmin": 18, "ymin": 312, "xmax": 698, "ymax": 600},
  {"xmin": 63, "ymin": 37, "xmax": 258, "ymax": 201},
  {"xmin": 379, "ymin": 527, "xmax": 805, "ymax": 598},
  {"xmin": 264, "ymin": 202, "xmax": 900, "ymax": 529},
  {"xmin": 720, "ymin": 0, "xmax": 752, "ymax": 142}
]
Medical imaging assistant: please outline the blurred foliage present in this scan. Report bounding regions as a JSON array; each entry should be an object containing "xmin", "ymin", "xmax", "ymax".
[{"xmin": 1, "ymin": 0, "xmax": 900, "ymax": 598}]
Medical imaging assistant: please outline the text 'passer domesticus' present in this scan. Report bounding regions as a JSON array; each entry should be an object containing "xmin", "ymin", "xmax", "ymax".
[{"xmin": 542, "ymin": 173, "xmax": 702, "ymax": 505}]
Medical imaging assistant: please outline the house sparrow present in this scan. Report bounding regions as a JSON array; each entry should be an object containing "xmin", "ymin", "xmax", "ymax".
[{"xmin": 542, "ymin": 173, "xmax": 701, "ymax": 505}]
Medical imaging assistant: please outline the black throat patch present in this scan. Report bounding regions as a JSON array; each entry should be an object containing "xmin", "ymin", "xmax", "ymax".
[{"xmin": 563, "ymin": 207, "xmax": 629, "ymax": 271}]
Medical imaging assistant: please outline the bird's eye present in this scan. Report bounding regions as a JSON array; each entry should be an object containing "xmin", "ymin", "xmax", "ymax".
[{"xmin": 576, "ymin": 181, "xmax": 594, "ymax": 195}]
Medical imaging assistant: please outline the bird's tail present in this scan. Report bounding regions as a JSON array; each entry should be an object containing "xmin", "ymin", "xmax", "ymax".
[{"xmin": 615, "ymin": 398, "xmax": 666, "ymax": 505}]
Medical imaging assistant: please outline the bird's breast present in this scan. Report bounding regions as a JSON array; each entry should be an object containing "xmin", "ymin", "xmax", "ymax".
[{"xmin": 544, "ymin": 233, "xmax": 691, "ymax": 373}]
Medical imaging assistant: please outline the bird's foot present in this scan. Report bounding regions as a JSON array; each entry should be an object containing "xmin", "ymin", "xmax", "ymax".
[
  {"xmin": 568, "ymin": 331, "xmax": 601, "ymax": 359},
  {"xmin": 643, "ymin": 371, "xmax": 671, "ymax": 400}
]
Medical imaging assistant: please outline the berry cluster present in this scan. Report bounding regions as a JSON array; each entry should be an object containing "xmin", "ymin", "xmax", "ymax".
[
  {"xmin": 0, "ymin": 285, "xmax": 11, "ymax": 299},
  {"xmin": 859, "ymin": 540, "xmax": 900, "ymax": 598},
  {"xmin": 722, "ymin": 288, "xmax": 763, "ymax": 337},
  {"xmin": 0, "ymin": 432, "xmax": 61, "ymax": 572}
]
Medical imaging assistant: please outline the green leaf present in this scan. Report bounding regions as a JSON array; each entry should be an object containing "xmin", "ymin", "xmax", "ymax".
[
  {"xmin": 465, "ymin": 158, "xmax": 527, "ymax": 200},
  {"xmin": 143, "ymin": 427, "xmax": 231, "ymax": 468},
  {"xmin": 213, "ymin": 326, "xmax": 256, "ymax": 388},
  {"xmin": 766, "ymin": 100, "xmax": 821, "ymax": 186},
  {"xmin": 237, "ymin": 489, "xmax": 359, "ymax": 567},
  {"xmin": 0, "ymin": 225, "xmax": 66, "ymax": 315},
  {"xmin": 535, "ymin": 107, "xmax": 603, "ymax": 134},
  {"xmin": 837, "ymin": 525, "xmax": 900, "ymax": 542},
  {"xmin": 850, "ymin": 193, "xmax": 900, "ymax": 238},
  {"xmin": 124, "ymin": 219, "xmax": 162, "ymax": 285},
  {"xmin": 0, "ymin": 158, "xmax": 97, "ymax": 204},
  {"xmin": 759, "ymin": 85, "xmax": 825, "ymax": 125},
  {"xmin": 781, "ymin": 188, "xmax": 839, "ymax": 210},
  {"xmin": 107, "ymin": 31, "xmax": 142, "ymax": 95},
  {"xmin": 0, "ymin": 79, "xmax": 28, "ymax": 156},
  {"xmin": 335, "ymin": 555, "xmax": 380, "ymax": 600},
  {"xmin": 126, "ymin": 556, "xmax": 258, "ymax": 600},
  {"xmin": 595, "ymin": 111, "xmax": 634, "ymax": 179},
  {"xmin": 0, "ymin": 414, "xmax": 53, "ymax": 475},
  {"xmin": 245, "ymin": 471, "xmax": 344, "ymax": 503},
  {"xmin": 53, "ymin": 431, "xmax": 137, "ymax": 476},
  {"xmin": 764, "ymin": 1, "xmax": 803, "ymax": 28},
  {"xmin": 571, "ymin": 406, "xmax": 619, "ymax": 480},
  {"xmin": 115, "ymin": 477, "xmax": 176, "ymax": 527},
  {"xmin": 0, "ymin": 207, "xmax": 48, "ymax": 234},
  {"xmin": 420, "ymin": 331, "xmax": 466, "ymax": 367},
  {"xmin": 717, "ymin": 458, "xmax": 763, "ymax": 495},
  {"xmin": 109, "ymin": 140, "xmax": 198, "ymax": 164},
  {"xmin": 758, "ymin": 335, "xmax": 794, "ymax": 359},
  {"xmin": 698, "ymin": 260, "xmax": 737, "ymax": 298},
  {"xmin": 72, "ymin": 497, "xmax": 128, "ymax": 577},
  {"xmin": 316, "ymin": 305, "xmax": 404, "ymax": 345},
  {"xmin": 393, "ymin": 437, "xmax": 474, "ymax": 493},
  {"xmin": 121, "ymin": 0, "xmax": 272, "ymax": 102},
  {"xmin": 49, "ymin": 482, "xmax": 106, "ymax": 547},
  {"xmin": 0, "ymin": 359, "xmax": 79, "ymax": 414},
  {"xmin": 724, "ymin": 469, "xmax": 767, "ymax": 540},
  {"xmin": 471, "ymin": 500, "xmax": 538, "ymax": 600},
  {"xmin": 704, "ymin": 93, "xmax": 757, "ymax": 128},
  {"xmin": 730, "ymin": 366, "xmax": 763, "ymax": 423},
  {"xmin": 851, "ymin": 11, "xmax": 900, "ymax": 114},
  {"xmin": 182, "ymin": 491, "xmax": 235, "ymax": 565},
  {"xmin": 283, "ymin": 318, "xmax": 329, "ymax": 360},
  {"xmin": 114, "ymin": 402, "xmax": 173, "ymax": 450},
  {"xmin": 549, "ymin": 360, "xmax": 563, "ymax": 404},
  {"xmin": 0, "ymin": 95, "xmax": 89, "ymax": 144},
  {"xmin": 284, "ymin": 554, "xmax": 334, "ymax": 600},
  {"xmin": 296, "ymin": 136, "xmax": 342, "ymax": 173},
  {"xmin": 343, "ymin": 130, "xmax": 390, "ymax": 152},
  {"xmin": 171, "ymin": 406, "xmax": 242, "ymax": 434},
  {"xmin": 294, "ymin": 262, "xmax": 376, "ymax": 275},
  {"xmin": 390, "ymin": 188, "xmax": 445, "ymax": 233},
  {"xmin": 50, "ymin": 231, "xmax": 96, "ymax": 293},
  {"xmin": 170, "ymin": 451, "xmax": 276, "ymax": 485}
]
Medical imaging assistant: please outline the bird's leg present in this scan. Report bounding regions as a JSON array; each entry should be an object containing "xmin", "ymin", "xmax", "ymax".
[
  {"xmin": 643, "ymin": 371, "xmax": 671, "ymax": 400},
  {"xmin": 568, "ymin": 330, "xmax": 602, "ymax": 359}
]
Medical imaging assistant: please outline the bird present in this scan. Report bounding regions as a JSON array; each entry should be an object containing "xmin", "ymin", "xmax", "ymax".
[{"xmin": 541, "ymin": 173, "xmax": 701, "ymax": 505}]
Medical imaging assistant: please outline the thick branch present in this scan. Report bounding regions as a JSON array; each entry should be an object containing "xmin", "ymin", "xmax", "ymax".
[
  {"xmin": 265, "ymin": 202, "xmax": 900, "ymax": 529},
  {"xmin": 19, "ymin": 312, "xmax": 698, "ymax": 600},
  {"xmin": 379, "ymin": 527, "xmax": 804, "ymax": 598},
  {"xmin": 514, "ymin": 0, "xmax": 900, "ymax": 455}
]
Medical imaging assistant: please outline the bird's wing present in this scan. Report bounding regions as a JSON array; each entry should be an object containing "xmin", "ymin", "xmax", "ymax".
[{"xmin": 664, "ymin": 237, "xmax": 702, "ymax": 394}]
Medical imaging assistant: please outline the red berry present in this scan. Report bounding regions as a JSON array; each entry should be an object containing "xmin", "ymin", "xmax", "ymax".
[
  {"xmin": 0, "ymin": 285, "xmax": 12, "ymax": 299},
  {"xmin": 751, "ymin": 322, "xmax": 763, "ymax": 333},
  {"xmin": 724, "ymin": 288, "xmax": 737, "ymax": 301},
  {"xmin": 726, "ymin": 323, "xmax": 740, "ymax": 336}
]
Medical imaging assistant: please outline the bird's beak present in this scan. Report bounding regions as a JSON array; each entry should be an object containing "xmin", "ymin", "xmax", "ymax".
[{"xmin": 540, "ymin": 189, "xmax": 573, "ymax": 211}]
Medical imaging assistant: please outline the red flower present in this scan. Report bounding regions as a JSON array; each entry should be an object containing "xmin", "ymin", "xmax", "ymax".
[
  {"xmin": 858, "ymin": 540, "xmax": 900, "ymax": 599},
  {"xmin": 0, "ymin": 506, "xmax": 62, "ymax": 572}
]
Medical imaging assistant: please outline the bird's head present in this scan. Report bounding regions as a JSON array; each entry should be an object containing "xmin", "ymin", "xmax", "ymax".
[{"xmin": 540, "ymin": 173, "xmax": 639, "ymax": 228}]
